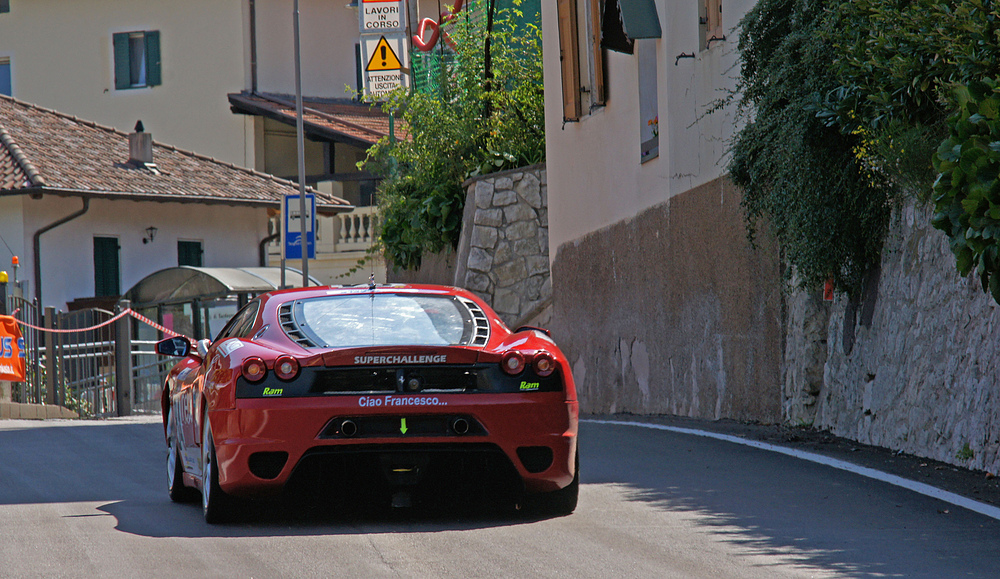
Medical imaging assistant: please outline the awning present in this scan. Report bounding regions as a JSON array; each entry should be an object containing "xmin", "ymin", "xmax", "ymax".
[
  {"xmin": 603, "ymin": 0, "xmax": 661, "ymax": 54},
  {"xmin": 125, "ymin": 266, "xmax": 320, "ymax": 307}
]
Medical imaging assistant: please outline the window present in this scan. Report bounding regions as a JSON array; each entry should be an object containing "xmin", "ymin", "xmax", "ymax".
[
  {"xmin": 0, "ymin": 57, "xmax": 10, "ymax": 96},
  {"xmin": 557, "ymin": 0, "xmax": 606, "ymax": 122},
  {"xmin": 0, "ymin": 1, "xmax": 9, "ymax": 14},
  {"xmin": 637, "ymin": 41, "xmax": 658, "ymax": 162},
  {"xmin": 700, "ymin": 0, "xmax": 723, "ymax": 50},
  {"xmin": 94, "ymin": 237, "xmax": 121, "ymax": 297},
  {"xmin": 113, "ymin": 31, "xmax": 161, "ymax": 89},
  {"xmin": 178, "ymin": 240, "xmax": 203, "ymax": 267}
]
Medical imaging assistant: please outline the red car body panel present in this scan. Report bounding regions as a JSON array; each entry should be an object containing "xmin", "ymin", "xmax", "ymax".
[{"xmin": 160, "ymin": 284, "xmax": 579, "ymax": 509}]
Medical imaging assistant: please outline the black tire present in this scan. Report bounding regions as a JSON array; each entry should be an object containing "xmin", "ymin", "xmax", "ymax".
[
  {"xmin": 546, "ymin": 450, "xmax": 580, "ymax": 516},
  {"xmin": 201, "ymin": 419, "xmax": 232, "ymax": 524},
  {"xmin": 166, "ymin": 408, "xmax": 197, "ymax": 503},
  {"xmin": 524, "ymin": 447, "xmax": 579, "ymax": 517}
]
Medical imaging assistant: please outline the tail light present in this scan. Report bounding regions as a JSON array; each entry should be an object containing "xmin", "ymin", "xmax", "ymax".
[
  {"xmin": 242, "ymin": 357, "xmax": 267, "ymax": 382},
  {"xmin": 533, "ymin": 351, "xmax": 556, "ymax": 377},
  {"xmin": 501, "ymin": 350, "xmax": 526, "ymax": 375},
  {"xmin": 274, "ymin": 355, "xmax": 300, "ymax": 381}
]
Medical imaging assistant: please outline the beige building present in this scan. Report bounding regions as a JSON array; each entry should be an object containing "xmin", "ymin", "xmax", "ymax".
[
  {"xmin": 0, "ymin": 0, "xmax": 437, "ymax": 285},
  {"xmin": 541, "ymin": 0, "xmax": 784, "ymax": 421}
]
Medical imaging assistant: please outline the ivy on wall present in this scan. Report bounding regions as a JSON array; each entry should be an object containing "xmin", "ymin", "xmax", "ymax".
[
  {"xmin": 732, "ymin": 0, "xmax": 1000, "ymax": 302},
  {"xmin": 729, "ymin": 0, "xmax": 893, "ymax": 294}
]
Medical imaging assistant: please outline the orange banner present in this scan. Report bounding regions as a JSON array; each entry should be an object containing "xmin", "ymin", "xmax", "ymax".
[{"xmin": 0, "ymin": 315, "xmax": 25, "ymax": 381}]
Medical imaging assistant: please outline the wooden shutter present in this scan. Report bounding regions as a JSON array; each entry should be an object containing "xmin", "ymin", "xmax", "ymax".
[
  {"xmin": 557, "ymin": 0, "xmax": 581, "ymax": 121},
  {"xmin": 588, "ymin": 0, "xmax": 605, "ymax": 106},
  {"xmin": 145, "ymin": 31, "xmax": 161, "ymax": 86},
  {"xmin": 94, "ymin": 237, "xmax": 121, "ymax": 297},
  {"xmin": 112, "ymin": 33, "xmax": 130, "ymax": 90}
]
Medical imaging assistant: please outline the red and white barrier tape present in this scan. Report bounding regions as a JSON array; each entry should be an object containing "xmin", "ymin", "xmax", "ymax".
[{"xmin": 12, "ymin": 308, "xmax": 188, "ymax": 339}]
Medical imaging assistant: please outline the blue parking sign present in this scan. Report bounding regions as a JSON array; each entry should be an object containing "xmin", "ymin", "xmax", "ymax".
[{"xmin": 284, "ymin": 194, "xmax": 315, "ymax": 260}]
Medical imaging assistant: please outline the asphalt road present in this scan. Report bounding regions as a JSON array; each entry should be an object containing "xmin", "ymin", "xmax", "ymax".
[{"xmin": 1, "ymin": 416, "xmax": 998, "ymax": 578}]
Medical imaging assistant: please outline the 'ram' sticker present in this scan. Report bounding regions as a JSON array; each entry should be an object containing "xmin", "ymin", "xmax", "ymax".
[
  {"xmin": 262, "ymin": 387, "xmax": 283, "ymax": 396},
  {"xmin": 353, "ymin": 354, "xmax": 447, "ymax": 365},
  {"xmin": 218, "ymin": 339, "xmax": 244, "ymax": 357},
  {"xmin": 519, "ymin": 381, "xmax": 540, "ymax": 391}
]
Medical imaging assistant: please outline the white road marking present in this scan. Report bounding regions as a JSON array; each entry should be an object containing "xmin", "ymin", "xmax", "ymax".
[{"xmin": 584, "ymin": 419, "xmax": 1000, "ymax": 522}]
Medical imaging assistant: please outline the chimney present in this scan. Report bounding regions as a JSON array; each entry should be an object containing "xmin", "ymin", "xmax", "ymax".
[{"xmin": 128, "ymin": 120, "xmax": 153, "ymax": 165}]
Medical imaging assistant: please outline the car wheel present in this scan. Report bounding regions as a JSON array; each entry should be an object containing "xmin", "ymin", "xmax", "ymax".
[
  {"xmin": 167, "ymin": 407, "xmax": 197, "ymax": 503},
  {"xmin": 525, "ymin": 448, "xmax": 579, "ymax": 517},
  {"xmin": 547, "ymin": 449, "xmax": 580, "ymax": 515},
  {"xmin": 201, "ymin": 418, "xmax": 231, "ymax": 524}
]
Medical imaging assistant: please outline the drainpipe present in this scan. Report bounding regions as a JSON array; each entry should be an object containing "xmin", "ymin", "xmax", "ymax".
[
  {"xmin": 33, "ymin": 197, "xmax": 90, "ymax": 307},
  {"xmin": 250, "ymin": 0, "xmax": 258, "ymax": 94},
  {"xmin": 259, "ymin": 232, "xmax": 279, "ymax": 267}
]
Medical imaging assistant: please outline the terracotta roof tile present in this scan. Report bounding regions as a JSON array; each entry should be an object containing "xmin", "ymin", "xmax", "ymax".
[{"xmin": 0, "ymin": 95, "xmax": 352, "ymax": 211}]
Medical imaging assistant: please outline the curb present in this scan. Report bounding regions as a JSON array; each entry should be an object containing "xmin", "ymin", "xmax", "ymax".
[{"xmin": 0, "ymin": 401, "xmax": 79, "ymax": 420}]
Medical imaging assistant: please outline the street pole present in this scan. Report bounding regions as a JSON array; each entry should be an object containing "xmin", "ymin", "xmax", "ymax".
[{"xmin": 294, "ymin": 0, "xmax": 309, "ymax": 287}]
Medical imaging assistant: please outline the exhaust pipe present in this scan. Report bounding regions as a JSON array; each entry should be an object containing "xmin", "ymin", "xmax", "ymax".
[
  {"xmin": 340, "ymin": 419, "xmax": 358, "ymax": 437},
  {"xmin": 451, "ymin": 417, "xmax": 470, "ymax": 435}
]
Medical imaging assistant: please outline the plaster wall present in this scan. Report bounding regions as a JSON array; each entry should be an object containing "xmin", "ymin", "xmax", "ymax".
[
  {"xmin": 540, "ymin": 0, "xmax": 751, "ymax": 255},
  {"xmin": 0, "ymin": 0, "xmax": 250, "ymax": 166},
  {"xmin": 549, "ymin": 178, "xmax": 782, "ymax": 421},
  {"xmin": 15, "ymin": 196, "xmax": 268, "ymax": 311}
]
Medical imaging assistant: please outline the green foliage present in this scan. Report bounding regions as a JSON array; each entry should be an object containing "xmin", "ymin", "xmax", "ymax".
[
  {"xmin": 818, "ymin": 0, "xmax": 1000, "ymax": 195},
  {"xmin": 730, "ymin": 0, "xmax": 894, "ymax": 293},
  {"xmin": 361, "ymin": 2, "xmax": 544, "ymax": 270},
  {"xmin": 932, "ymin": 79, "xmax": 1000, "ymax": 302}
]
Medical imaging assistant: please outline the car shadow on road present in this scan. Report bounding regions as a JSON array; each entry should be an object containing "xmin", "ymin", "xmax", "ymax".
[{"xmin": 97, "ymin": 497, "xmax": 559, "ymax": 538}]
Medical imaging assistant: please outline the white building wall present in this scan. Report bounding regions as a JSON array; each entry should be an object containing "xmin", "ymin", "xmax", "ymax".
[
  {"xmin": 254, "ymin": 0, "xmax": 364, "ymax": 97},
  {"xmin": 18, "ymin": 196, "xmax": 268, "ymax": 311},
  {"xmin": 0, "ymin": 0, "xmax": 250, "ymax": 166},
  {"xmin": 541, "ymin": 0, "xmax": 751, "ymax": 254}
]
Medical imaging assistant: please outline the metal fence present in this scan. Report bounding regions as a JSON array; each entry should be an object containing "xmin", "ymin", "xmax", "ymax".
[{"xmin": 3, "ymin": 292, "xmax": 174, "ymax": 419}]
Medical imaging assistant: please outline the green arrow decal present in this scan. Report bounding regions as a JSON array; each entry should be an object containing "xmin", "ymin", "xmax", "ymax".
[{"xmin": 400, "ymin": 418, "xmax": 408, "ymax": 434}]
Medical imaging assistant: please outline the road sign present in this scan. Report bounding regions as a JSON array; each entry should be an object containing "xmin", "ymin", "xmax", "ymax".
[
  {"xmin": 361, "ymin": 34, "xmax": 409, "ymax": 99},
  {"xmin": 284, "ymin": 194, "xmax": 315, "ymax": 260},
  {"xmin": 360, "ymin": 0, "xmax": 406, "ymax": 33}
]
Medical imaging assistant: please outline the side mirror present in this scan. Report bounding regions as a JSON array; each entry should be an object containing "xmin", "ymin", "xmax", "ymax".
[{"xmin": 156, "ymin": 336, "xmax": 191, "ymax": 357}]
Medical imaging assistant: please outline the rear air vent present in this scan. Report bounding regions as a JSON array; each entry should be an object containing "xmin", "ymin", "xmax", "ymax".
[
  {"xmin": 458, "ymin": 297, "xmax": 491, "ymax": 346},
  {"xmin": 278, "ymin": 302, "xmax": 317, "ymax": 348}
]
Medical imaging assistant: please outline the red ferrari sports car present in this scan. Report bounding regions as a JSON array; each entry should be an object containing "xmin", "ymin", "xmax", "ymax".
[{"xmin": 157, "ymin": 283, "xmax": 579, "ymax": 523}]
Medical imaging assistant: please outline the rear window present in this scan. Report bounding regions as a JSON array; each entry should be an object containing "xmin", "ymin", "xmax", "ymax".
[{"xmin": 286, "ymin": 293, "xmax": 477, "ymax": 348}]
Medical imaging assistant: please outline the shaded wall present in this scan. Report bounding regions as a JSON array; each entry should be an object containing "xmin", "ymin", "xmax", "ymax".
[{"xmin": 549, "ymin": 177, "xmax": 783, "ymax": 421}]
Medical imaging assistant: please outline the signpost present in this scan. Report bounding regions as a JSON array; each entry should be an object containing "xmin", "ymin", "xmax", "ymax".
[
  {"xmin": 359, "ymin": 0, "xmax": 409, "ymax": 100},
  {"xmin": 361, "ymin": 34, "xmax": 409, "ymax": 99},
  {"xmin": 284, "ymin": 193, "xmax": 315, "ymax": 261},
  {"xmin": 360, "ymin": 0, "xmax": 405, "ymax": 33}
]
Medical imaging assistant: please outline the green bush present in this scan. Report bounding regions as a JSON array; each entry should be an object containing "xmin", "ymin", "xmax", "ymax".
[{"xmin": 362, "ymin": 1, "xmax": 544, "ymax": 270}]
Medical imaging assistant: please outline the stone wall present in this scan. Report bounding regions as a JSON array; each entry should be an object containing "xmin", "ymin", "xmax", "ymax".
[
  {"xmin": 784, "ymin": 197, "xmax": 1000, "ymax": 474},
  {"xmin": 453, "ymin": 164, "xmax": 550, "ymax": 327},
  {"xmin": 549, "ymin": 177, "xmax": 784, "ymax": 421}
]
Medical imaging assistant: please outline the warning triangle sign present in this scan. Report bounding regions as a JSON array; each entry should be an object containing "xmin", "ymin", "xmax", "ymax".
[{"xmin": 366, "ymin": 36, "xmax": 403, "ymax": 71}]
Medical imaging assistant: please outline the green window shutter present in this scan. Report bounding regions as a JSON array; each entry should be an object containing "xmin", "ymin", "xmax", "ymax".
[
  {"xmin": 113, "ymin": 33, "xmax": 130, "ymax": 90},
  {"xmin": 94, "ymin": 237, "xmax": 121, "ymax": 297},
  {"xmin": 178, "ymin": 241, "xmax": 203, "ymax": 267},
  {"xmin": 145, "ymin": 31, "xmax": 161, "ymax": 86}
]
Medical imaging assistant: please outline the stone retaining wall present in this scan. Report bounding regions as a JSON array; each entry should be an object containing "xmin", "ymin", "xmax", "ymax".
[
  {"xmin": 453, "ymin": 164, "xmax": 550, "ymax": 326},
  {"xmin": 784, "ymin": 197, "xmax": 1000, "ymax": 474}
]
